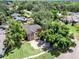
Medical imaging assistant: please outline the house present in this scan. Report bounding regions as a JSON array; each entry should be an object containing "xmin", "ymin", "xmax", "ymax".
[
  {"xmin": 23, "ymin": 24, "xmax": 41, "ymax": 40},
  {"xmin": 60, "ymin": 12, "xmax": 79, "ymax": 23},
  {"xmin": 11, "ymin": 13, "xmax": 27, "ymax": 21},
  {"xmin": 74, "ymin": 12, "xmax": 79, "ymax": 18},
  {"xmin": 11, "ymin": 13, "xmax": 34, "ymax": 23},
  {"xmin": 61, "ymin": 15, "xmax": 79, "ymax": 23},
  {"xmin": 11, "ymin": 13, "xmax": 21, "ymax": 17}
]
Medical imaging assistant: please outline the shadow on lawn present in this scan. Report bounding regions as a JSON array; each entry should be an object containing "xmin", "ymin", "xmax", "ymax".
[
  {"xmin": 36, "ymin": 39, "xmax": 76, "ymax": 57},
  {"xmin": 48, "ymin": 48, "xmax": 73, "ymax": 57},
  {"xmin": 42, "ymin": 44, "xmax": 76, "ymax": 57},
  {"xmin": 42, "ymin": 47, "xmax": 75, "ymax": 57}
]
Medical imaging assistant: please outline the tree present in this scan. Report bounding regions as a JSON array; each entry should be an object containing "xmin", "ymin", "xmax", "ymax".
[
  {"xmin": 32, "ymin": 10, "xmax": 54, "ymax": 29},
  {"xmin": 38, "ymin": 21, "xmax": 75, "ymax": 51},
  {"xmin": 51, "ymin": 10, "xmax": 58, "ymax": 20},
  {"xmin": 4, "ymin": 17, "xmax": 25, "ymax": 54},
  {"xmin": 24, "ymin": 2, "xmax": 34, "ymax": 11}
]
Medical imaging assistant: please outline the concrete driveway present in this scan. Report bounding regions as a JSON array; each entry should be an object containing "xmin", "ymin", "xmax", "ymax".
[{"xmin": 55, "ymin": 39, "xmax": 79, "ymax": 59}]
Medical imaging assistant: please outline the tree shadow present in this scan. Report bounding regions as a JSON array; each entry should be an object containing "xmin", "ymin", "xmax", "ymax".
[
  {"xmin": 42, "ymin": 47, "xmax": 74, "ymax": 57},
  {"xmin": 68, "ymin": 49, "xmax": 73, "ymax": 53},
  {"xmin": 36, "ymin": 39, "xmax": 76, "ymax": 57}
]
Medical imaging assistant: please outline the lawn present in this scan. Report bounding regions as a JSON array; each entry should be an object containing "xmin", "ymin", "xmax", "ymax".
[
  {"xmin": 32, "ymin": 52, "xmax": 54, "ymax": 59},
  {"xmin": 66, "ymin": 24, "xmax": 77, "ymax": 34},
  {"xmin": 3, "ymin": 41, "xmax": 43, "ymax": 59}
]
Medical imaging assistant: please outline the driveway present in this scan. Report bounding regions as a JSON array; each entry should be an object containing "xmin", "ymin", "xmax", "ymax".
[
  {"xmin": 0, "ymin": 29, "xmax": 5, "ymax": 57},
  {"xmin": 55, "ymin": 39, "xmax": 79, "ymax": 59}
]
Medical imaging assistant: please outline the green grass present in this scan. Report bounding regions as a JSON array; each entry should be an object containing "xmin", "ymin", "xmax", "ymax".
[
  {"xmin": 32, "ymin": 52, "xmax": 54, "ymax": 59},
  {"xmin": 3, "ymin": 41, "xmax": 43, "ymax": 59},
  {"xmin": 66, "ymin": 24, "xmax": 77, "ymax": 34}
]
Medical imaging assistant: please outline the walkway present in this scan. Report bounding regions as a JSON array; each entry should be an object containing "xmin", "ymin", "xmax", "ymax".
[
  {"xmin": 23, "ymin": 50, "xmax": 48, "ymax": 59},
  {"xmin": 54, "ymin": 39, "xmax": 79, "ymax": 59},
  {"xmin": 0, "ymin": 28, "xmax": 5, "ymax": 57}
]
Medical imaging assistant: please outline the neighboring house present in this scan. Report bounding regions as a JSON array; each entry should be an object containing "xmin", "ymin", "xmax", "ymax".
[
  {"xmin": 11, "ymin": 13, "xmax": 34, "ymax": 23},
  {"xmin": 61, "ymin": 15, "xmax": 79, "ymax": 23},
  {"xmin": 11, "ymin": 13, "xmax": 27, "ymax": 22},
  {"xmin": 23, "ymin": 24, "xmax": 41, "ymax": 40},
  {"xmin": 11, "ymin": 13, "xmax": 21, "ymax": 17},
  {"xmin": 74, "ymin": 12, "xmax": 79, "ymax": 18},
  {"xmin": 61, "ymin": 12, "xmax": 79, "ymax": 23},
  {"xmin": 67, "ymin": 12, "xmax": 75, "ymax": 15},
  {"xmin": 14, "ymin": 17, "xmax": 27, "ymax": 21}
]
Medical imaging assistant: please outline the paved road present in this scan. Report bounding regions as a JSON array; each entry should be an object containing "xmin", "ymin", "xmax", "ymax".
[
  {"xmin": 55, "ymin": 39, "xmax": 79, "ymax": 59},
  {"xmin": 0, "ymin": 29, "xmax": 5, "ymax": 57}
]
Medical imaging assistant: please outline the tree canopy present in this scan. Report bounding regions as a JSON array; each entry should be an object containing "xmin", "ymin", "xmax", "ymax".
[
  {"xmin": 4, "ymin": 17, "xmax": 25, "ymax": 54},
  {"xmin": 38, "ymin": 22, "xmax": 75, "ymax": 50}
]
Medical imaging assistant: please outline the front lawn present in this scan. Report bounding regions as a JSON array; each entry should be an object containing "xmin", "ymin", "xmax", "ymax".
[{"xmin": 3, "ymin": 41, "xmax": 43, "ymax": 59}]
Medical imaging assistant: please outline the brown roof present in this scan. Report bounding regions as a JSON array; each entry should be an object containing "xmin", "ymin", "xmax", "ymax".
[{"xmin": 23, "ymin": 24, "xmax": 41, "ymax": 34}]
